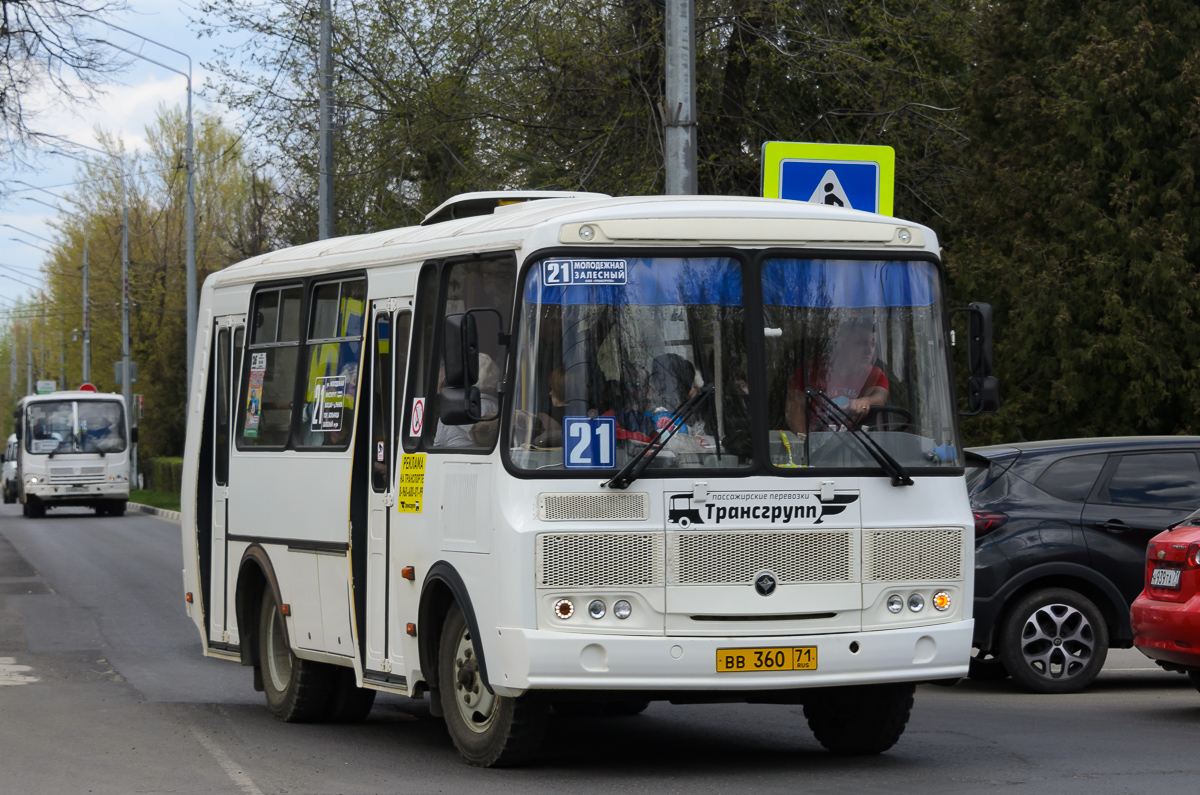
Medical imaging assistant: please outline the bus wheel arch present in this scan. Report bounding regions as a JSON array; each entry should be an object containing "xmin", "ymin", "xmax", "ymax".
[
  {"xmin": 234, "ymin": 545, "xmax": 286, "ymax": 680},
  {"xmin": 418, "ymin": 562, "xmax": 492, "ymax": 715}
]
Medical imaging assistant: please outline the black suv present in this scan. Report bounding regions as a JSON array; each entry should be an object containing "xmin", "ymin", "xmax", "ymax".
[{"xmin": 969, "ymin": 436, "xmax": 1200, "ymax": 693}]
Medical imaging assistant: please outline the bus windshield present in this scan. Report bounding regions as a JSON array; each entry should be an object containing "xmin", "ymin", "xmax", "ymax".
[
  {"xmin": 507, "ymin": 253, "xmax": 958, "ymax": 474},
  {"xmin": 25, "ymin": 400, "xmax": 127, "ymax": 455}
]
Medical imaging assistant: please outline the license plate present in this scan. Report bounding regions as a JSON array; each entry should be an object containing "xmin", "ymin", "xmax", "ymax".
[
  {"xmin": 68, "ymin": 485, "xmax": 87, "ymax": 492},
  {"xmin": 716, "ymin": 646, "xmax": 817, "ymax": 673},
  {"xmin": 1151, "ymin": 567, "xmax": 1182, "ymax": 589}
]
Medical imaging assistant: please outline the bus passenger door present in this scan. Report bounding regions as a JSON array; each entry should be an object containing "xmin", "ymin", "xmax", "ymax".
[
  {"xmin": 364, "ymin": 303, "xmax": 411, "ymax": 680},
  {"xmin": 210, "ymin": 319, "xmax": 244, "ymax": 645}
]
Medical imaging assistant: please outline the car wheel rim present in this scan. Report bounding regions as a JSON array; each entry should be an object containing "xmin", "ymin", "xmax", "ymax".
[
  {"xmin": 1019, "ymin": 603, "xmax": 1095, "ymax": 680},
  {"xmin": 266, "ymin": 606, "xmax": 292, "ymax": 692},
  {"xmin": 452, "ymin": 624, "xmax": 497, "ymax": 733}
]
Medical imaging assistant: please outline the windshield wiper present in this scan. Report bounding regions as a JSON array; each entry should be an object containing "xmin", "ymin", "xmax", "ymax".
[
  {"xmin": 78, "ymin": 435, "xmax": 107, "ymax": 457},
  {"xmin": 46, "ymin": 438, "xmax": 73, "ymax": 459},
  {"xmin": 605, "ymin": 384, "xmax": 714, "ymax": 490},
  {"xmin": 806, "ymin": 389, "xmax": 914, "ymax": 487}
]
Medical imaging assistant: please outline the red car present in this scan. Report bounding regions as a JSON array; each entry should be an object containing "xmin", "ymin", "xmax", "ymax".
[{"xmin": 1131, "ymin": 522, "xmax": 1200, "ymax": 692}]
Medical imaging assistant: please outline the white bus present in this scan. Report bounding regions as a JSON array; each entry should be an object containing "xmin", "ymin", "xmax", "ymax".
[
  {"xmin": 181, "ymin": 191, "xmax": 998, "ymax": 766},
  {"xmin": 13, "ymin": 390, "xmax": 133, "ymax": 517}
]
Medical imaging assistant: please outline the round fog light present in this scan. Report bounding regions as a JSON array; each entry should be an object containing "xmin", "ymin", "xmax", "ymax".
[
  {"xmin": 932, "ymin": 591, "xmax": 951, "ymax": 611},
  {"xmin": 553, "ymin": 599, "xmax": 575, "ymax": 619},
  {"xmin": 886, "ymin": 594, "xmax": 903, "ymax": 614},
  {"xmin": 588, "ymin": 599, "xmax": 606, "ymax": 619},
  {"xmin": 613, "ymin": 600, "xmax": 632, "ymax": 619},
  {"xmin": 908, "ymin": 593, "xmax": 925, "ymax": 612}
]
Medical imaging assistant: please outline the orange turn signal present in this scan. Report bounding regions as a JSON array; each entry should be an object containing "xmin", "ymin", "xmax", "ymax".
[
  {"xmin": 406, "ymin": 623, "xmax": 417, "ymax": 636},
  {"xmin": 185, "ymin": 592, "xmax": 193, "ymax": 603},
  {"xmin": 401, "ymin": 566, "xmax": 415, "ymax": 580},
  {"xmin": 281, "ymin": 603, "xmax": 291, "ymax": 616}
]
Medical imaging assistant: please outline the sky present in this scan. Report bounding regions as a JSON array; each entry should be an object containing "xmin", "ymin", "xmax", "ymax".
[{"xmin": 0, "ymin": 0, "xmax": 242, "ymax": 309}]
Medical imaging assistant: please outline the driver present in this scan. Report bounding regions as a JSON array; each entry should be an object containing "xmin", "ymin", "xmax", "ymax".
[{"xmin": 785, "ymin": 318, "xmax": 889, "ymax": 432}]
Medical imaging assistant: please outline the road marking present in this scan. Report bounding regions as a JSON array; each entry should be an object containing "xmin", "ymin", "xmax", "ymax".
[
  {"xmin": 190, "ymin": 726, "xmax": 264, "ymax": 795},
  {"xmin": 0, "ymin": 656, "xmax": 39, "ymax": 685}
]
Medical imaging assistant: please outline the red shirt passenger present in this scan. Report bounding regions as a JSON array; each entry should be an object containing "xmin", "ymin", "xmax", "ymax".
[{"xmin": 786, "ymin": 319, "xmax": 889, "ymax": 432}]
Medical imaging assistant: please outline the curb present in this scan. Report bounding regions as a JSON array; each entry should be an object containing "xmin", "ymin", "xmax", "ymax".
[{"xmin": 129, "ymin": 502, "xmax": 181, "ymax": 524}]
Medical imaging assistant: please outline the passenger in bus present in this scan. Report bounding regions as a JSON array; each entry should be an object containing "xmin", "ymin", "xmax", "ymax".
[
  {"xmin": 435, "ymin": 353, "xmax": 501, "ymax": 448},
  {"xmin": 785, "ymin": 318, "xmax": 889, "ymax": 432}
]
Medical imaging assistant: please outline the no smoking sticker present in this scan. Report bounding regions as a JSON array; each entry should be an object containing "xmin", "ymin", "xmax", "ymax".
[{"xmin": 410, "ymin": 397, "xmax": 425, "ymax": 437}]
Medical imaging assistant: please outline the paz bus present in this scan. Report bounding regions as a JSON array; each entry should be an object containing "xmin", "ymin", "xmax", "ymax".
[
  {"xmin": 180, "ymin": 191, "xmax": 998, "ymax": 766},
  {"xmin": 11, "ymin": 389, "xmax": 133, "ymax": 517}
]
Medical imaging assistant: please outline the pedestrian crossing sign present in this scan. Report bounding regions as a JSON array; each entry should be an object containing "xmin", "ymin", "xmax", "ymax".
[{"xmin": 761, "ymin": 142, "xmax": 895, "ymax": 216}]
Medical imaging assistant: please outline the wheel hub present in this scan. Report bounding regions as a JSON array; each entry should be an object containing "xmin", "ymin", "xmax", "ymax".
[
  {"xmin": 452, "ymin": 627, "xmax": 497, "ymax": 733},
  {"xmin": 1019, "ymin": 603, "xmax": 1094, "ymax": 680}
]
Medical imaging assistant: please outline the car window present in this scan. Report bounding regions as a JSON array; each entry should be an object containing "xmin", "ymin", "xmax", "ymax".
[
  {"xmin": 1035, "ymin": 453, "xmax": 1107, "ymax": 502},
  {"xmin": 1101, "ymin": 452, "xmax": 1200, "ymax": 508}
]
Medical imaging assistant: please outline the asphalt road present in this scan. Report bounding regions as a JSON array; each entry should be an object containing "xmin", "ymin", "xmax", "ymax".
[{"xmin": 1, "ymin": 503, "xmax": 1198, "ymax": 794}]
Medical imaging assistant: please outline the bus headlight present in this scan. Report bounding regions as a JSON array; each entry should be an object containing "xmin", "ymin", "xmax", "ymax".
[
  {"xmin": 908, "ymin": 593, "xmax": 925, "ymax": 612},
  {"xmin": 613, "ymin": 600, "xmax": 632, "ymax": 619},
  {"xmin": 587, "ymin": 600, "xmax": 606, "ymax": 619},
  {"xmin": 886, "ymin": 594, "xmax": 903, "ymax": 614},
  {"xmin": 27, "ymin": 476, "xmax": 38, "ymax": 484}
]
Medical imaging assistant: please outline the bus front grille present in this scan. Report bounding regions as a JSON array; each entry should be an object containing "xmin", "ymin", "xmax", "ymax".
[
  {"xmin": 669, "ymin": 530, "xmax": 853, "ymax": 585},
  {"xmin": 538, "ymin": 492, "xmax": 649, "ymax": 521},
  {"xmin": 49, "ymin": 466, "xmax": 107, "ymax": 485},
  {"xmin": 537, "ymin": 532, "xmax": 664, "ymax": 587},
  {"xmin": 862, "ymin": 528, "xmax": 963, "ymax": 582}
]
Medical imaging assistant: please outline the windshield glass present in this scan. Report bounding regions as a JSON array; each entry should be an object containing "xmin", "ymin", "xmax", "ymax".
[
  {"xmin": 25, "ymin": 400, "xmax": 126, "ymax": 454},
  {"xmin": 509, "ymin": 255, "xmax": 752, "ymax": 472},
  {"xmin": 763, "ymin": 258, "xmax": 958, "ymax": 470}
]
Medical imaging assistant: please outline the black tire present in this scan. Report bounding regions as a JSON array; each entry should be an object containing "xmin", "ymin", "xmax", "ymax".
[
  {"xmin": 804, "ymin": 683, "xmax": 915, "ymax": 755},
  {"xmin": 968, "ymin": 651, "xmax": 1010, "ymax": 681},
  {"xmin": 998, "ymin": 588, "xmax": 1109, "ymax": 694},
  {"xmin": 258, "ymin": 590, "xmax": 334, "ymax": 721},
  {"xmin": 438, "ymin": 604, "xmax": 548, "ymax": 767},
  {"xmin": 23, "ymin": 498, "xmax": 44, "ymax": 518},
  {"xmin": 1187, "ymin": 669, "xmax": 1200, "ymax": 695},
  {"xmin": 324, "ymin": 666, "xmax": 377, "ymax": 723},
  {"xmin": 108, "ymin": 501, "xmax": 126, "ymax": 517}
]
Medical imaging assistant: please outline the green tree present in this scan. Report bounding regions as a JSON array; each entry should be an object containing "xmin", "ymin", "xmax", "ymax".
[{"xmin": 948, "ymin": 0, "xmax": 1200, "ymax": 443}]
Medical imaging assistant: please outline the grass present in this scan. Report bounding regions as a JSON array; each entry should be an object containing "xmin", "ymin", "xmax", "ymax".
[{"xmin": 130, "ymin": 489, "xmax": 181, "ymax": 512}]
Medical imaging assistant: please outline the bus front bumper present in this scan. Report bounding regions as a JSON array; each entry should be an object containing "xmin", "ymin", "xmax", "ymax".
[
  {"xmin": 25, "ymin": 482, "xmax": 129, "ymax": 502},
  {"xmin": 487, "ymin": 619, "xmax": 972, "ymax": 696}
]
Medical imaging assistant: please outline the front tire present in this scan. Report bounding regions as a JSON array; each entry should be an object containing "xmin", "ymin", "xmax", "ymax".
[
  {"xmin": 968, "ymin": 651, "xmax": 1010, "ymax": 681},
  {"xmin": 998, "ymin": 588, "xmax": 1108, "ymax": 694},
  {"xmin": 804, "ymin": 683, "xmax": 915, "ymax": 755},
  {"xmin": 324, "ymin": 666, "xmax": 377, "ymax": 723},
  {"xmin": 438, "ymin": 604, "xmax": 548, "ymax": 767},
  {"xmin": 108, "ymin": 500, "xmax": 126, "ymax": 517},
  {"xmin": 1187, "ymin": 669, "xmax": 1200, "ymax": 695},
  {"xmin": 258, "ymin": 590, "xmax": 334, "ymax": 721}
]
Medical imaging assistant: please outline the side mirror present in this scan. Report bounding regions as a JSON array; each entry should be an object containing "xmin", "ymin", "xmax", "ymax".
[
  {"xmin": 439, "ymin": 386, "xmax": 482, "ymax": 425},
  {"xmin": 131, "ymin": 427, "xmax": 139, "ymax": 444},
  {"xmin": 443, "ymin": 312, "xmax": 479, "ymax": 389},
  {"xmin": 967, "ymin": 302, "xmax": 994, "ymax": 378},
  {"xmin": 13, "ymin": 425, "xmax": 21, "ymax": 441},
  {"xmin": 964, "ymin": 376, "xmax": 1001, "ymax": 415}
]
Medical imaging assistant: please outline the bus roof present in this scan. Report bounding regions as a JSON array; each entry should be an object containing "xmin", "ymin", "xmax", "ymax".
[{"xmin": 204, "ymin": 194, "xmax": 940, "ymax": 290}]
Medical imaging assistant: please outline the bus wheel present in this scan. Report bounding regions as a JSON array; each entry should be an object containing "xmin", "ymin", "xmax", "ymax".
[
  {"xmin": 804, "ymin": 683, "xmax": 914, "ymax": 755},
  {"xmin": 324, "ymin": 666, "xmax": 376, "ymax": 723},
  {"xmin": 23, "ymin": 499, "xmax": 44, "ymax": 519},
  {"xmin": 258, "ymin": 590, "xmax": 333, "ymax": 722},
  {"xmin": 108, "ymin": 501, "xmax": 126, "ymax": 517},
  {"xmin": 438, "ymin": 604, "xmax": 548, "ymax": 767}
]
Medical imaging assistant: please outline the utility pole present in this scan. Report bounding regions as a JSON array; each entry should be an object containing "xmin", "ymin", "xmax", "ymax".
[
  {"xmin": 664, "ymin": 0, "xmax": 697, "ymax": 195},
  {"xmin": 59, "ymin": 330, "xmax": 64, "ymax": 389},
  {"xmin": 82, "ymin": 237, "xmax": 90, "ymax": 383},
  {"xmin": 318, "ymin": 0, "xmax": 334, "ymax": 239},
  {"xmin": 26, "ymin": 321, "xmax": 32, "ymax": 395}
]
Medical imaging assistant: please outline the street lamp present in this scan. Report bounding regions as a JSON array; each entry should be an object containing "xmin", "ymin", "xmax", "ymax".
[
  {"xmin": 93, "ymin": 21, "xmax": 198, "ymax": 393},
  {"xmin": 20, "ymin": 189, "xmax": 93, "ymax": 383}
]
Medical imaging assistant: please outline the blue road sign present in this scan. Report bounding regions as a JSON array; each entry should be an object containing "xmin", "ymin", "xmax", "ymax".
[{"xmin": 762, "ymin": 142, "xmax": 895, "ymax": 216}]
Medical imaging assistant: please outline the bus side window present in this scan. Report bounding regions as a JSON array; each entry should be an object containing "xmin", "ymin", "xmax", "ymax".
[
  {"xmin": 299, "ymin": 277, "xmax": 366, "ymax": 449},
  {"xmin": 402, "ymin": 265, "xmax": 439, "ymax": 452},
  {"xmin": 237, "ymin": 285, "xmax": 303, "ymax": 448},
  {"xmin": 429, "ymin": 257, "xmax": 515, "ymax": 451},
  {"xmin": 391, "ymin": 311, "xmax": 412, "ymax": 462}
]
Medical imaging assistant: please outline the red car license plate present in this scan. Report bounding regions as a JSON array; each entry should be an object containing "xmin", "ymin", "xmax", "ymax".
[{"xmin": 1150, "ymin": 567, "xmax": 1181, "ymax": 590}]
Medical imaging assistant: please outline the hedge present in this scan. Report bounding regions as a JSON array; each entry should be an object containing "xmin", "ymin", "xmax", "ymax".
[{"xmin": 146, "ymin": 457, "xmax": 184, "ymax": 494}]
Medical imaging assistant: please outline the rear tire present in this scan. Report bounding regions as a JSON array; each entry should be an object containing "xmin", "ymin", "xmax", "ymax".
[
  {"xmin": 324, "ymin": 666, "xmax": 377, "ymax": 723},
  {"xmin": 553, "ymin": 698, "xmax": 650, "ymax": 717},
  {"xmin": 439, "ymin": 604, "xmax": 548, "ymax": 767},
  {"xmin": 258, "ymin": 590, "xmax": 334, "ymax": 722},
  {"xmin": 804, "ymin": 683, "xmax": 915, "ymax": 755},
  {"xmin": 22, "ymin": 498, "xmax": 43, "ymax": 518},
  {"xmin": 998, "ymin": 588, "xmax": 1108, "ymax": 694},
  {"xmin": 108, "ymin": 501, "xmax": 126, "ymax": 517}
]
